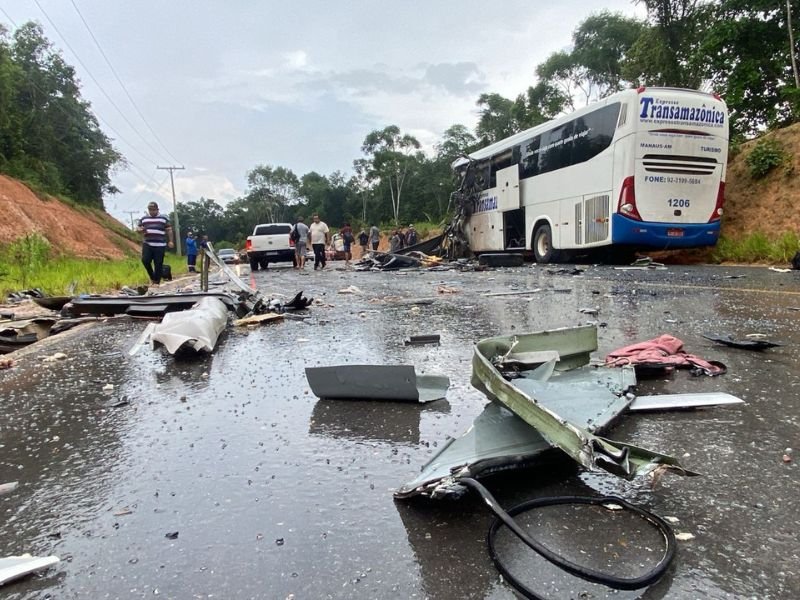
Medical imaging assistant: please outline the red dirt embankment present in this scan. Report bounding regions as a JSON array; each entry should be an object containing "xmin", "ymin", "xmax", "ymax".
[
  {"xmin": 722, "ymin": 123, "xmax": 800, "ymax": 241},
  {"xmin": 0, "ymin": 175, "xmax": 138, "ymax": 259}
]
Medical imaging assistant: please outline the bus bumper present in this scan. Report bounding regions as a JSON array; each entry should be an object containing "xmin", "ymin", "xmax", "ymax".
[{"xmin": 611, "ymin": 215, "xmax": 721, "ymax": 248}]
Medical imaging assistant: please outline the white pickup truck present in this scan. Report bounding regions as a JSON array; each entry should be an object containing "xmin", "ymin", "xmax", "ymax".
[{"xmin": 244, "ymin": 223, "xmax": 296, "ymax": 270}]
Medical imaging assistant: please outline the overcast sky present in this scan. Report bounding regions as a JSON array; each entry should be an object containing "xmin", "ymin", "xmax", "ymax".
[{"xmin": 1, "ymin": 0, "xmax": 645, "ymax": 226}]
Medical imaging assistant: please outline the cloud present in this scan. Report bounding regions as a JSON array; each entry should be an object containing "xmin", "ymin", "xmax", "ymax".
[
  {"xmin": 423, "ymin": 62, "xmax": 485, "ymax": 94},
  {"xmin": 282, "ymin": 50, "xmax": 308, "ymax": 69},
  {"xmin": 173, "ymin": 172, "xmax": 241, "ymax": 206},
  {"xmin": 190, "ymin": 60, "xmax": 488, "ymax": 151}
]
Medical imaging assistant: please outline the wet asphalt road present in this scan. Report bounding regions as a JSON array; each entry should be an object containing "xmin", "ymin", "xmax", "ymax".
[{"xmin": 1, "ymin": 262, "xmax": 799, "ymax": 599}]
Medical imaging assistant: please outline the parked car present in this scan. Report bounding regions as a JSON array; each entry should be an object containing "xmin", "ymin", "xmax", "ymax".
[
  {"xmin": 245, "ymin": 223, "xmax": 295, "ymax": 270},
  {"xmin": 217, "ymin": 248, "xmax": 240, "ymax": 265}
]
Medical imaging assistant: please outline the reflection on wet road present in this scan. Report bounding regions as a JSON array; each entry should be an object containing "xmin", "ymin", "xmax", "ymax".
[{"xmin": 1, "ymin": 264, "xmax": 799, "ymax": 599}]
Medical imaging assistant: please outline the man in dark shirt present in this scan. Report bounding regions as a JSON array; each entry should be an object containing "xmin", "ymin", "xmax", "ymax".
[{"xmin": 137, "ymin": 201, "xmax": 174, "ymax": 286}]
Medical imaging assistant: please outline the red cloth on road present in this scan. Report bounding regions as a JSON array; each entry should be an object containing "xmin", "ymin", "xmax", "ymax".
[{"xmin": 605, "ymin": 334, "xmax": 725, "ymax": 376}]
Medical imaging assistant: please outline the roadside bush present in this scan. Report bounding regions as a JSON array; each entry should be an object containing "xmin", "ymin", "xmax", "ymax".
[
  {"xmin": 712, "ymin": 231, "xmax": 800, "ymax": 264},
  {"xmin": 745, "ymin": 138, "xmax": 789, "ymax": 178},
  {"xmin": 4, "ymin": 232, "xmax": 52, "ymax": 289}
]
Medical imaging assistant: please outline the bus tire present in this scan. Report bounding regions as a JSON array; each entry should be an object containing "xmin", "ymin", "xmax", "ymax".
[{"xmin": 533, "ymin": 223, "xmax": 559, "ymax": 263}]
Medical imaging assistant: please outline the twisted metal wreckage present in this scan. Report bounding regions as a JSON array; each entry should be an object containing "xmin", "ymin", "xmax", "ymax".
[
  {"xmin": 396, "ymin": 325, "xmax": 742, "ymax": 597},
  {"xmin": 306, "ymin": 324, "xmax": 743, "ymax": 598},
  {"xmin": 353, "ymin": 158, "xmax": 482, "ymax": 271}
]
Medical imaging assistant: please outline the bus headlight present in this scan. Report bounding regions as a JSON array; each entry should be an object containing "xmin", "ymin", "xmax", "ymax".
[{"xmin": 620, "ymin": 203, "xmax": 635, "ymax": 214}]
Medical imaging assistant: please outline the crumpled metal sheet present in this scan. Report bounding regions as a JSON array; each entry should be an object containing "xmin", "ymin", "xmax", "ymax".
[
  {"xmin": 395, "ymin": 401, "xmax": 553, "ymax": 498},
  {"xmin": 472, "ymin": 326, "xmax": 695, "ymax": 481},
  {"xmin": 150, "ymin": 297, "xmax": 229, "ymax": 354},
  {"xmin": 306, "ymin": 365, "xmax": 449, "ymax": 403}
]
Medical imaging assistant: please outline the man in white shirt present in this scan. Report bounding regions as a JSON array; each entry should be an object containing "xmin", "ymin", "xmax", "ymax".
[{"xmin": 308, "ymin": 213, "xmax": 330, "ymax": 270}]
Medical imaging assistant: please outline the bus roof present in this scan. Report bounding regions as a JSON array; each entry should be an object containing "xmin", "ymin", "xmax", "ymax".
[{"xmin": 453, "ymin": 87, "xmax": 724, "ymax": 169}]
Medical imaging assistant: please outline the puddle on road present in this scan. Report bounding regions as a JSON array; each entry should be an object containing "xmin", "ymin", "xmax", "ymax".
[{"xmin": 1, "ymin": 265, "xmax": 798, "ymax": 599}]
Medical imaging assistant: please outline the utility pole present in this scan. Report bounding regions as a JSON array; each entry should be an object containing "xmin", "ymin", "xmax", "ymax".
[
  {"xmin": 158, "ymin": 165, "xmax": 185, "ymax": 256},
  {"xmin": 123, "ymin": 210, "xmax": 139, "ymax": 230}
]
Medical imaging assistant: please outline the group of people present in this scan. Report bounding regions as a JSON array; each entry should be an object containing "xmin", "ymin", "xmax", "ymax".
[
  {"xmin": 138, "ymin": 200, "xmax": 423, "ymax": 285},
  {"xmin": 389, "ymin": 225, "xmax": 418, "ymax": 253},
  {"xmin": 290, "ymin": 214, "xmax": 332, "ymax": 270},
  {"xmin": 291, "ymin": 217, "xmax": 391, "ymax": 270}
]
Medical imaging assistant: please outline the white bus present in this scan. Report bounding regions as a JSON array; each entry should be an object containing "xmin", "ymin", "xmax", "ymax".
[{"xmin": 452, "ymin": 87, "xmax": 729, "ymax": 262}]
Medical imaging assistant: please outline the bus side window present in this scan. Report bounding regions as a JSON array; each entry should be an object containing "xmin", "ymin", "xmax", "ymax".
[
  {"xmin": 490, "ymin": 149, "xmax": 516, "ymax": 187},
  {"xmin": 572, "ymin": 103, "xmax": 620, "ymax": 165},
  {"xmin": 519, "ymin": 136, "xmax": 540, "ymax": 178},
  {"xmin": 539, "ymin": 121, "xmax": 574, "ymax": 175}
]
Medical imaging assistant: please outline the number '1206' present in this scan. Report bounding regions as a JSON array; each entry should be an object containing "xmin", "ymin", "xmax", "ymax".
[{"xmin": 668, "ymin": 198, "xmax": 690, "ymax": 207}]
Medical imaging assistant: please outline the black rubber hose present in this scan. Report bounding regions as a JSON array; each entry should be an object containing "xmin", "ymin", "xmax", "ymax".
[{"xmin": 458, "ymin": 477, "xmax": 676, "ymax": 599}]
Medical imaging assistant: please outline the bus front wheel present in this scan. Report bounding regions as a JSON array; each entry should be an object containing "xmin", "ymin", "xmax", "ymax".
[{"xmin": 533, "ymin": 223, "xmax": 559, "ymax": 263}]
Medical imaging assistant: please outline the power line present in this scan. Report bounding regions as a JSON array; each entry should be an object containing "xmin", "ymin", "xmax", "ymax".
[
  {"xmin": 31, "ymin": 0, "xmax": 172, "ymax": 166},
  {"xmin": 0, "ymin": 7, "xmax": 159, "ymax": 195},
  {"xmin": 0, "ymin": 5, "xmax": 17, "ymax": 27},
  {"xmin": 6, "ymin": 4, "xmax": 165, "ymax": 169},
  {"xmin": 2, "ymin": 5, "xmax": 162, "ymax": 170},
  {"xmin": 67, "ymin": 0, "xmax": 181, "ymax": 165},
  {"xmin": 1, "ymin": 6, "xmax": 169, "ymax": 211}
]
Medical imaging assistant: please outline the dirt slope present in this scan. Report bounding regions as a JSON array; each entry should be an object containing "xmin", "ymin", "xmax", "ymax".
[
  {"xmin": 0, "ymin": 175, "xmax": 138, "ymax": 259},
  {"xmin": 722, "ymin": 123, "xmax": 800, "ymax": 241}
]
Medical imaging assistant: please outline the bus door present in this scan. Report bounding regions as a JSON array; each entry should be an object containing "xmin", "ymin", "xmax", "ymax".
[{"xmin": 496, "ymin": 165, "xmax": 524, "ymax": 249}]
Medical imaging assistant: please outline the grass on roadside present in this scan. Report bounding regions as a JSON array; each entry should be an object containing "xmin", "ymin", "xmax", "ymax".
[
  {"xmin": 711, "ymin": 231, "xmax": 800, "ymax": 264},
  {"xmin": 0, "ymin": 253, "xmax": 186, "ymax": 297}
]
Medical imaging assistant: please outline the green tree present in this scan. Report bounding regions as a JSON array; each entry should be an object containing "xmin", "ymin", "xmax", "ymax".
[
  {"xmin": 700, "ymin": 0, "xmax": 800, "ymax": 138},
  {"xmin": 572, "ymin": 12, "xmax": 646, "ymax": 95},
  {"xmin": 1, "ymin": 22, "xmax": 121, "ymax": 208},
  {"xmin": 178, "ymin": 197, "xmax": 225, "ymax": 241},
  {"xmin": 435, "ymin": 124, "xmax": 478, "ymax": 163},
  {"xmin": 623, "ymin": 0, "xmax": 712, "ymax": 88},
  {"xmin": 475, "ymin": 93, "xmax": 520, "ymax": 144},
  {"xmin": 243, "ymin": 164, "xmax": 300, "ymax": 223},
  {"xmin": 295, "ymin": 170, "xmax": 364, "ymax": 228},
  {"xmin": 358, "ymin": 126, "xmax": 422, "ymax": 225},
  {"xmin": 537, "ymin": 12, "xmax": 645, "ymax": 107}
]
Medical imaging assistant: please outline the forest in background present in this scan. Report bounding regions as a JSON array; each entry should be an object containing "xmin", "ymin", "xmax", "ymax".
[{"xmin": 2, "ymin": 1, "xmax": 800, "ymax": 247}]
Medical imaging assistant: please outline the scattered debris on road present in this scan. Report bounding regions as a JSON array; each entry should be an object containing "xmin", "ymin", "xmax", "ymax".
[
  {"xmin": 0, "ymin": 554, "xmax": 60, "ymax": 587},
  {"xmin": 233, "ymin": 313, "xmax": 284, "ymax": 327},
  {"xmin": 404, "ymin": 334, "xmax": 440, "ymax": 346},
  {"xmin": 0, "ymin": 481, "xmax": 19, "ymax": 496},
  {"xmin": 306, "ymin": 365, "xmax": 449, "ymax": 403},
  {"xmin": 702, "ymin": 333, "xmax": 781, "ymax": 351},
  {"xmin": 151, "ymin": 297, "xmax": 230, "ymax": 355}
]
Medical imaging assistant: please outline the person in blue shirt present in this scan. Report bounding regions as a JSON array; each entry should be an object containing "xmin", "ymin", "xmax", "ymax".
[{"xmin": 185, "ymin": 231, "xmax": 198, "ymax": 272}]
